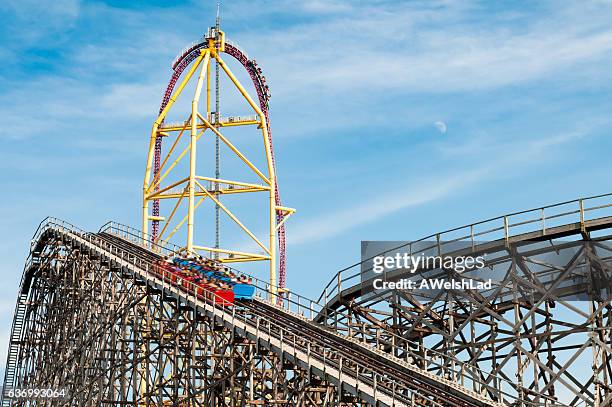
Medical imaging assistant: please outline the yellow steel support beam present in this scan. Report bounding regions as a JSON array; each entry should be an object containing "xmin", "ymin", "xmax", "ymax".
[
  {"xmin": 198, "ymin": 113, "xmax": 270, "ymax": 184},
  {"xmin": 195, "ymin": 180, "xmax": 271, "ymax": 255},
  {"xmin": 143, "ymin": 52, "xmax": 205, "ymax": 241},
  {"xmin": 152, "ymin": 117, "xmax": 190, "ymax": 187},
  {"xmin": 215, "ymin": 52, "xmax": 278, "ymax": 297},
  {"xmin": 147, "ymin": 127, "xmax": 206, "ymax": 195},
  {"xmin": 159, "ymin": 120, "xmax": 260, "ymax": 131},
  {"xmin": 192, "ymin": 245, "xmax": 270, "ymax": 261},
  {"xmin": 218, "ymin": 120, "xmax": 261, "ymax": 128},
  {"xmin": 143, "ymin": 33, "xmax": 294, "ymax": 300},
  {"xmin": 156, "ymin": 188, "xmax": 187, "ymax": 243},
  {"xmin": 276, "ymin": 210, "xmax": 295, "ymax": 231},
  {"xmin": 158, "ymin": 123, "xmax": 206, "ymax": 132},
  {"xmin": 152, "ymin": 188, "xmax": 267, "ymax": 200},
  {"xmin": 160, "ymin": 196, "xmax": 208, "ymax": 246},
  {"xmin": 147, "ymin": 177, "xmax": 189, "ymax": 200},
  {"xmin": 187, "ymin": 50, "xmax": 211, "ymax": 252},
  {"xmin": 196, "ymin": 176, "xmax": 270, "ymax": 191}
]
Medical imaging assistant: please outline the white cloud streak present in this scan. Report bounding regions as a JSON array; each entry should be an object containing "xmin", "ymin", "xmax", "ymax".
[
  {"xmin": 217, "ymin": 1, "xmax": 611, "ymax": 103},
  {"xmin": 0, "ymin": 0, "xmax": 80, "ymax": 45},
  {"xmin": 288, "ymin": 169, "xmax": 486, "ymax": 245},
  {"xmin": 287, "ymin": 128, "xmax": 591, "ymax": 245}
]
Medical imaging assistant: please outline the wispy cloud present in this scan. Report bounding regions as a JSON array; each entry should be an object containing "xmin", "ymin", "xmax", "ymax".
[
  {"xmin": 100, "ymin": 82, "xmax": 162, "ymax": 118},
  {"xmin": 0, "ymin": 1, "xmax": 610, "ymax": 343},
  {"xmin": 249, "ymin": 4, "xmax": 612, "ymax": 99},
  {"xmin": 287, "ymin": 128, "xmax": 593, "ymax": 245},
  {"xmin": 0, "ymin": 0, "xmax": 80, "ymax": 45},
  {"xmin": 3, "ymin": 1, "xmax": 612, "ymax": 142},
  {"xmin": 289, "ymin": 169, "xmax": 486, "ymax": 245}
]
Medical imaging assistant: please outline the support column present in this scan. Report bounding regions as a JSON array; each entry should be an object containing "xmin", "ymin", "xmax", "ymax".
[{"xmin": 187, "ymin": 51, "xmax": 210, "ymax": 252}]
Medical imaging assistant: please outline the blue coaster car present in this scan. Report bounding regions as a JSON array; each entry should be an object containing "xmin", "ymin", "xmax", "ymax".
[
  {"xmin": 173, "ymin": 258, "xmax": 191, "ymax": 267},
  {"xmin": 233, "ymin": 283, "xmax": 255, "ymax": 300}
]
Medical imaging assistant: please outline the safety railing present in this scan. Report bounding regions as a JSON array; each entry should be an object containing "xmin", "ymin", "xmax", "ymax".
[
  {"xmin": 219, "ymin": 114, "xmax": 258, "ymax": 124},
  {"xmin": 170, "ymin": 37, "xmax": 250, "ymax": 72},
  {"xmin": 29, "ymin": 218, "xmax": 572, "ymax": 406},
  {"xmin": 98, "ymin": 221, "xmax": 325, "ymax": 319},
  {"xmin": 99, "ymin": 220, "xmax": 181, "ymax": 254},
  {"xmin": 156, "ymin": 266, "xmax": 443, "ymax": 406},
  {"xmin": 26, "ymin": 218, "xmax": 456, "ymax": 406},
  {"xmin": 128, "ymin": 255, "xmax": 498, "ymax": 407},
  {"xmin": 171, "ymin": 39, "xmax": 205, "ymax": 70},
  {"xmin": 158, "ymin": 120, "xmax": 190, "ymax": 130},
  {"xmin": 318, "ymin": 192, "xmax": 612, "ymax": 305},
  {"xmin": 224, "ymin": 39, "xmax": 249, "ymax": 60},
  {"xmin": 311, "ymin": 193, "xmax": 612, "ymax": 407},
  {"xmin": 96, "ymin": 220, "xmax": 555, "ymax": 406}
]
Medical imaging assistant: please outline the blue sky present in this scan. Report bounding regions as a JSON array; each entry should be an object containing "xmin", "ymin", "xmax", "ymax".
[{"xmin": 0, "ymin": 0, "xmax": 612, "ymax": 372}]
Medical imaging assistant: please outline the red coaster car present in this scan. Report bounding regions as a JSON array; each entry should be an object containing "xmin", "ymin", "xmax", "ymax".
[
  {"xmin": 151, "ymin": 260, "xmax": 235, "ymax": 306},
  {"xmin": 212, "ymin": 289, "xmax": 234, "ymax": 306}
]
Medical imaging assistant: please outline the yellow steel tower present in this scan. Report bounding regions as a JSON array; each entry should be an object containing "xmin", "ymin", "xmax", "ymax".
[{"xmin": 142, "ymin": 28, "xmax": 293, "ymax": 297}]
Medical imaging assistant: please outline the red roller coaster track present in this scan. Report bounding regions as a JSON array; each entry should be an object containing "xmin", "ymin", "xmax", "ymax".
[{"xmin": 151, "ymin": 40, "xmax": 287, "ymax": 289}]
